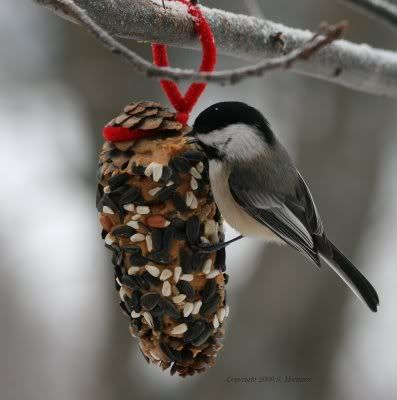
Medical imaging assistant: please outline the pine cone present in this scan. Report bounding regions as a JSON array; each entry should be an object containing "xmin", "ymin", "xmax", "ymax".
[{"xmin": 96, "ymin": 101, "xmax": 229, "ymax": 377}]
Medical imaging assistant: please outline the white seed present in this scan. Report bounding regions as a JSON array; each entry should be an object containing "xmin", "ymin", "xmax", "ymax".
[
  {"xmin": 152, "ymin": 163, "xmax": 163, "ymax": 182},
  {"xmin": 213, "ymin": 314, "xmax": 220, "ymax": 329},
  {"xmin": 104, "ymin": 233, "xmax": 114, "ymax": 246},
  {"xmin": 190, "ymin": 167, "xmax": 202, "ymax": 179},
  {"xmin": 103, "ymin": 205, "xmax": 114, "ymax": 214},
  {"xmin": 146, "ymin": 235, "xmax": 153, "ymax": 252},
  {"xmin": 123, "ymin": 203, "xmax": 135, "ymax": 212},
  {"xmin": 190, "ymin": 194, "xmax": 198, "ymax": 209},
  {"xmin": 166, "ymin": 180, "xmax": 174, "ymax": 187},
  {"xmin": 217, "ymin": 308, "xmax": 226, "ymax": 323},
  {"xmin": 160, "ymin": 269, "xmax": 173, "ymax": 281},
  {"xmin": 192, "ymin": 300, "xmax": 202, "ymax": 315},
  {"xmin": 162, "ymin": 280, "xmax": 171, "ymax": 296},
  {"xmin": 204, "ymin": 220, "xmax": 217, "ymax": 236},
  {"xmin": 143, "ymin": 311, "xmax": 154, "ymax": 328},
  {"xmin": 130, "ymin": 233, "xmax": 146, "ymax": 242},
  {"xmin": 190, "ymin": 176, "xmax": 198, "ymax": 190},
  {"xmin": 185, "ymin": 191, "xmax": 194, "ymax": 207},
  {"xmin": 172, "ymin": 294, "xmax": 186, "ymax": 304},
  {"xmin": 148, "ymin": 186, "xmax": 162, "ymax": 197},
  {"xmin": 183, "ymin": 302, "xmax": 194, "ymax": 317},
  {"xmin": 103, "ymin": 185, "xmax": 111, "ymax": 194},
  {"xmin": 171, "ymin": 323, "xmax": 188, "ymax": 335},
  {"xmin": 173, "ymin": 266, "xmax": 182, "ymax": 283},
  {"xmin": 144, "ymin": 162, "xmax": 155, "ymax": 177},
  {"xmin": 163, "ymin": 220, "xmax": 171, "ymax": 227},
  {"xmin": 196, "ymin": 161, "xmax": 204, "ymax": 173},
  {"xmin": 202, "ymin": 259, "xmax": 212, "ymax": 274},
  {"xmin": 127, "ymin": 220, "xmax": 139, "ymax": 229},
  {"xmin": 136, "ymin": 206, "xmax": 150, "ymax": 215},
  {"xmin": 206, "ymin": 270, "xmax": 220, "ymax": 279},
  {"xmin": 224, "ymin": 304, "xmax": 230, "ymax": 317},
  {"xmin": 180, "ymin": 274, "xmax": 194, "ymax": 282},
  {"xmin": 145, "ymin": 265, "xmax": 160, "ymax": 277},
  {"xmin": 116, "ymin": 277, "xmax": 122, "ymax": 287},
  {"xmin": 128, "ymin": 266, "xmax": 140, "ymax": 275},
  {"xmin": 119, "ymin": 286, "xmax": 128, "ymax": 301},
  {"xmin": 218, "ymin": 223, "xmax": 226, "ymax": 233},
  {"xmin": 131, "ymin": 311, "xmax": 141, "ymax": 318},
  {"xmin": 150, "ymin": 350, "xmax": 160, "ymax": 360},
  {"xmin": 201, "ymin": 236, "xmax": 210, "ymax": 244},
  {"xmin": 131, "ymin": 214, "xmax": 141, "ymax": 221}
]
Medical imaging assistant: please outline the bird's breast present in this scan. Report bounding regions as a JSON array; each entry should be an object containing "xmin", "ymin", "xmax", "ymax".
[{"xmin": 208, "ymin": 161, "xmax": 282, "ymax": 243}]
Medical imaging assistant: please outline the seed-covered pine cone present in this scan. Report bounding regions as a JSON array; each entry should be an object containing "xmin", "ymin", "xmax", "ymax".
[{"xmin": 96, "ymin": 101, "xmax": 229, "ymax": 377}]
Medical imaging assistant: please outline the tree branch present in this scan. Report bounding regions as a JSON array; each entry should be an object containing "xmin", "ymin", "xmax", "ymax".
[
  {"xmin": 340, "ymin": 0, "xmax": 397, "ymax": 31},
  {"xmin": 34, "ymin": 0, "xmax": 397, "ymax": 98},
  {"xmin": 31, "ymin": 0, "xmax": 347, "ymax": 85}
]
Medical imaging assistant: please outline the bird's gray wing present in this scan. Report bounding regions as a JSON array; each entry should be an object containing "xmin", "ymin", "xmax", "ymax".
[{"xmin": 229, "ymin": 169, "xmax": 322, "ymax": 266}]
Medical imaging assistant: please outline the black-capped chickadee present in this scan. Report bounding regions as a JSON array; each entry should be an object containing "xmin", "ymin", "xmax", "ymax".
[{"xmin": 189, "ymin": 101, "xmax": 379, "ymax": 312}]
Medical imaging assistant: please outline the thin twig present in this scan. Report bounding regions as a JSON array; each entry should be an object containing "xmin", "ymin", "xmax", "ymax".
[
  {"xmin": 36, "ymin": 0, "xmax": 346, "ymax": 85},
  {"xmin": 340, "ymin": 0, "xmax": 397, "ymax": 31}
]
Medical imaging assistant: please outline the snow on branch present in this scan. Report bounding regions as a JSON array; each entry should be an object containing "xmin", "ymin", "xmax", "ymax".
[
  {"xmin": 340, "ymin": 0, "xmax": 397, "ymax": 31},
  {"xmin": 34, "ymin": 0, "xmax": 397, "ymax": 98}
]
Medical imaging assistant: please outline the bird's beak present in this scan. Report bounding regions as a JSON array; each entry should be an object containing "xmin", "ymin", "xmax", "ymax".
[{"xmin": 184, "ymin": 128, "xmax": 199, "ymax": 144}]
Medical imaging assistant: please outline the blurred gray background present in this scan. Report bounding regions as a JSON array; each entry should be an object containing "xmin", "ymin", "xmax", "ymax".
[{"xmin": 1, "ymin": 1, "xmax": 396, "ymax": 399}]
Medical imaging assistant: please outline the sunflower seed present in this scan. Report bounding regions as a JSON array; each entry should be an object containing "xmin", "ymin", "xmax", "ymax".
[
  {"xmin": 123, "ymin": 203, "xmax": 135, "ymax": 212},
  {"xmin": 128, "ymin": 266, "xmax": 140, "ymax": 275},
  {"xmin": 141, "ymin": 292, "xmax": 160, "ymax": 310},
  {"xmin": 176, "ymin": 280, "xmax": 195, "ymax": 301},
  {"xmin": 103, "ymin": 205, "xmax": 114, "ymax": 214},
  {"xmin": 142, "ymin": 271, "xmax": 161, "ymax": 287},
  {"xmin": 213, "ymin": 314, "xmax": 220, "ymax": 329},
  {"xmin": 206, "ymin": 270, "xmax": 220, "ymax": 279},
  {"xmin": 171, "ymin": 156, "xmax": 190, "ymax": 173},
  {"xmin": 151, "ymin": 229, "xmax": 163, "ymax": 251},
  {"xmin": 127, "ymin": 220, "xmax": 139, "ymax": 229},
  {"xmin": 171, "ymin": 323, "xmax": 188, "ymax": 335},
  {"xmin": 160, "ymin": 166, "xmax": 173, "ymax": 182},
  {"xmin": 130, "ymin": 233, "xmax": 146, "ymax": 243},
  {"xmin": 192, "ymin": 251, "xmax": 205, "ymax": 272},
  {"xmin": 162, "ymin": 280, "xmax": 171, "ymax": 296},
  {"xmin": 183, "ymin": 302, "xmax": 194, "ymax": 317},
  {"xmin": 182, "ymin": 150, "xmax": 204, "ymax": 162},
  {"xmin": 166, "ymin": 180, "xmax": 174, "ymax": 187},
  {"xmin": 135, "ymin": 274, "xmax": 150, "ymax": 290},
  {"xmin": 190, "ymin": 176, "xmax": 198, "ymax": 190},
  {"xmin": 202, "ymin": 258, "xmax": 212, "ymax": 274},
  {"xmin": 200, "ymin": 293, "xmax": 221, "ymax": 316},
  {"xmin": 119, "ymin": 300, "xmax": 130, "ymax": 316},
  {"xmin": 159, "ymin": 342, "xmax": 182, "ymax": 362},
  {"xmin": 144, "ymin": 162, "xmax": 156, "ymax": 177},
  {"xmin": 131, "ymin": 214, "xmax": 141, "ymax": 221},
  {"xmin": 159, "ymin": 297, "xmax": 180, "ymax": 320},
  {"xmin": 180, "ymin": 248, "xmax": 193, "ymax": 273},
  {"xmin": 191, "ymin": 324, "xmax": 212, "ymax": 346},
  {"xmin": 186, "ymin": 216, "xmax": 200, "ymax": 244},
  {"xmin": 153, "ymin": 315, "xmax": 164, "ymax": 331},
  {"xmin": 148, "ymin": 187, "xmax": 162, "ymax": 197},
  {"xmin": 142, "ymin": 311, "xmax": 154, "ymax": 328},
  {"xmin": 189, "ymin": 167, "xmax": 202, "ymax": 179},
  {"xmin": 119, "ymin": 187, "xmax": 140, "ymax": 205},
  {"xmin": 132, "ymin": 165, "xmax": 146, "ymax": 175},
  {"xmin": 145, "ymin": 251, "xmax": 171, "ymax": 265},
  {"xmin": 185, "ymin": 191, "xmax": 194, "ymax": 207},
  {"xmin": 131, "ymin": 310, "xmax": 141, "ymax": 318},
  {"xmin": 145, "ymin": 265, "xmax": 160, "ymax": 277},
  {"xmin": 136, "ymin": 206, "xmax": 150, "ymax": 215},
  {"xmin": 131, "ymin": 290, "xmax": 142, "ymax": 312},
  {"xmin": 214, "ymin": 248, "xmax": 226, "ymax": 270},
  {"xmin": 224, "ymin": 304, "xmax": 230, "ymax": 317},
  {"xmin": 119, "ymin": 286, "xmax": 128, "ymax": 300},
  {"xmin": 217, "ymin": 307, "xmax": 226, "ymax": 323},
  {"xmin": 202, "ymin": 279, "xmax": 217, "ymax": 302},
  {"xmin": 123, "ymin": 246, "xmax": 142, "ymax": 255},
  {"xmin": 173, "ymin": 266, "xmax": 182, "ymax": 283},
  {"xmin": 130, "ymin": 255, "xmax": 147, "ymax": 266},
  {"xmin": 108, "ymin": 173, "xmax": 130, "ymax": 190},
  {"xmin": 171, "ymin": 193, "xmax": 189, "ymax": 212},
  {"xmin": 180, "ymin": 274, "xmax": 193, "ymax": 282},
  {"xmin": 105, "ymin": 233, "xmax": 114, "ymax": 246},
  {"xmin": 183, "ymin": 320, "xmax": 206, "ymax": 343},
  {"xmin": 190, "ymin": 195, "xmax": 198, "ymax": 209},
  {"xmin": 146, "ymin": 235, "xmax": 153, "ymax": 252},
  {"xmin": 160, "ymin": 269, "xmax": 173, "ymax": 281},
  {"xmin": 196, "ymin": 161, "xmax": 204, "ymax": 174},
  {"xmin": 172, "ymin": 294, "xmax": 186, "ymax": 304},
  {"xmin": 113, "ymin": 225, "xmax": 136, "ymax": 238},
  {"xmin": 152, "ymin": 163, "xmax": 163, "ymax": 182},
  {"xmin": 163, "ymin": 226, "xmax": 175, "ymax": 250},
  {"xmin": 156, "ymin": 185, "xmax": 176, "ymax": 202},
  {"xmin": 122, "ymin": 275, "xmax": 138, "ymax": 289},
  {"xmin": 192, "ymin": 300, "xmax": 202, "ymax": 315}
]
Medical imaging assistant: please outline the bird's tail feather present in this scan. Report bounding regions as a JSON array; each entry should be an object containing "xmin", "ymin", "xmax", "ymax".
[{"xmin": 319, "ymin": 239, "xmax": 379, "ymax": 312}]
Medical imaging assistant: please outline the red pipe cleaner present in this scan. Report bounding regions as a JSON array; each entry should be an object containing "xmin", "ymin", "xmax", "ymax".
[{"xmin": 103, "ymin": 0, "xmax": 217, "ymax": 142}]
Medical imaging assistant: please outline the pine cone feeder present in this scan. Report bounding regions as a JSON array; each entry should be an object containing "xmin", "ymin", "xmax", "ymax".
[{"xmin": 97, "ymin": 101, "xmax": 229, "ymax": 377}]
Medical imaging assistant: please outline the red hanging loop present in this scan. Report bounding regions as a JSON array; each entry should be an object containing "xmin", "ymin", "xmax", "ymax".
[{"xmin": 103, "ymin": 0, "xmax": 216, "ymax": 142}]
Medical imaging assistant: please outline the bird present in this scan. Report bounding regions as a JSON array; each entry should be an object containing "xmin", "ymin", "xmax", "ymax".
[{"xmin": 188, "ymin": 101, "xmax": 379, "ymax": 312}]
